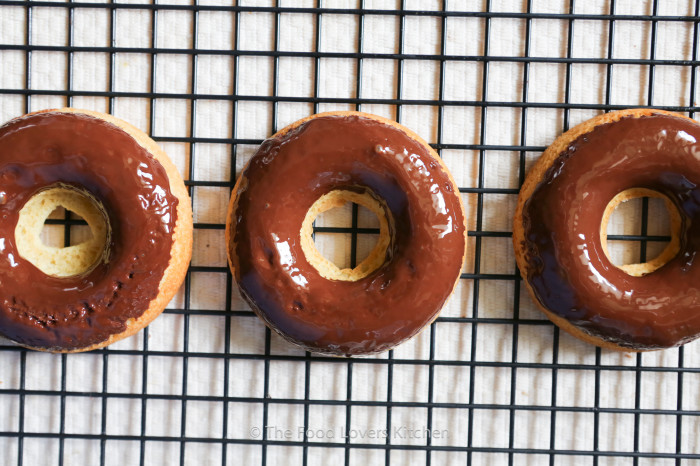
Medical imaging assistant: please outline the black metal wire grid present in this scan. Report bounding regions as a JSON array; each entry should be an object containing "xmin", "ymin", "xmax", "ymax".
[{"xmin": 0, "ymin": 1, "xmax": 699, "ymax": 465}]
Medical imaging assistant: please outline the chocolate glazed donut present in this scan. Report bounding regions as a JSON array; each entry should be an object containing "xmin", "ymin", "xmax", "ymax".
[
  {"xmin": 0, "ymin": 109, "xmax": 193, "ymax": 352},
  {"xmin": 226, "ymin": 112, "xmax": 466, "ymax": 355},
  {"xmin": 514, "ymin": 109, "xmax": 700, "ymax": 350}
]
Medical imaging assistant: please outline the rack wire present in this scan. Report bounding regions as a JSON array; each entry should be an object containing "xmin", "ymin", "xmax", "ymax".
[{"xmin": 0, "ymin": 1, "xmax": 699, "ymax": 465}]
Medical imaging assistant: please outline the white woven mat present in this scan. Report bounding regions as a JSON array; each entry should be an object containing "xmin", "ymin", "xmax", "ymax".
[{"xmin": 0, "ymin": 0, "xmax": 699, "ymax": 465}]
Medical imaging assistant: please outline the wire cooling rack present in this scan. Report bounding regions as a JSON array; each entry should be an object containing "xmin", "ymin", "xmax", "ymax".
[{"xmin": 1, "ymin": 1, "xmax": 700, "ymax": 465}]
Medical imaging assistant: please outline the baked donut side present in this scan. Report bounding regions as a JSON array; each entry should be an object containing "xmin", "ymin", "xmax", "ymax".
[
  {"xmin": 0, "ymin": 109, "xmax": 193, "ymax": 352},
  {"xmin": 226, "ymin": 111, "xmax": 467, "ymax": 355},
  {"xmin": 513, "ymin": 108, "xmax": 700, "ymax": 351}
]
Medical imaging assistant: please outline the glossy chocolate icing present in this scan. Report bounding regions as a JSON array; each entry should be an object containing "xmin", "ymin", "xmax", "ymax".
[
  {"xmin": 229, "ymin": 115, "xmax": 465, "ymax": 355},
  {"xmin": 522, "ymin": 113, "xmax": 700, "ymax": 349},
  {"xmin": 0, "ymin": 112, "xmax": 178, "ymax": 350}
]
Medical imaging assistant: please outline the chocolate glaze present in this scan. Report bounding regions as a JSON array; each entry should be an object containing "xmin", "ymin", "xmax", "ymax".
[
  {"xmin": 0, "ymin": 112, "xmax": 178, "ymax": 350},
  {"xmin": 522, "ymin": 113, "xmax": 700, "ymax": 349},
  {"xmin": 230, "ymin": 115, "xmax": 465, "ymax": 355}
]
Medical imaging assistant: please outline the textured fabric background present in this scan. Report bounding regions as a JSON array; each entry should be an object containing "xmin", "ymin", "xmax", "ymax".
[{"xmin": 0, "ymin": 0, "xmax": 699, "ymax": 465}]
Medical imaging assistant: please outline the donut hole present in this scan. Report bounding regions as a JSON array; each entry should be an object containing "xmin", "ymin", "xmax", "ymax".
[
  {"xmin": 313, "ymin": 202, "xmax": 380, "ymax": 270},
  {"xmin": 15, "ymin": 187, "xmax": 111, "ymax": 278},
  {"xmin": 602, "ymin": 189, "xmax": 680, "ymax": 276},
  {"xmin": 41, "ymin": 207, "xmax": 93, "ymax": 248},
  {"xmin": 301, "ymin": 189, "xmax": 393, "ymax": 281}
]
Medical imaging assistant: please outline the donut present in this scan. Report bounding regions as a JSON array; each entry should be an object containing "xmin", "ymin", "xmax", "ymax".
[
  {"xmin": 514, "ymin": 108, "xmax": 700, "ymax": 350},
  {"xmin": 226, "ymin": 111, "xmax": 466, "ymax": 355},
  {"xmin": 0, "ymin": 109, "xmax": 193, "ymax": 352}
]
